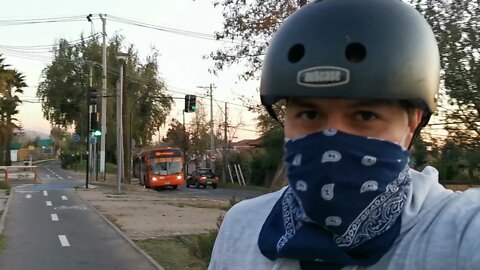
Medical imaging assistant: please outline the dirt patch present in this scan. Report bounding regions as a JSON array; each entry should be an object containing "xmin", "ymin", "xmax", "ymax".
[{"xmin": 77, "ymin": 187, "xmax": 227, "ymax": 240}]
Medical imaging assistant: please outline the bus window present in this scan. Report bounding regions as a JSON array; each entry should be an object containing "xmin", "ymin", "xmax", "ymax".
[{"xmin": 151, "ymin": 157, "xmax": 182, "ymax": 175}]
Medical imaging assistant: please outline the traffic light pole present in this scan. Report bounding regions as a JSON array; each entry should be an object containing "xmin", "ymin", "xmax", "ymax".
[{"xmin": 86, "ymin": 65, "xmax": 100, "ymax": 189}]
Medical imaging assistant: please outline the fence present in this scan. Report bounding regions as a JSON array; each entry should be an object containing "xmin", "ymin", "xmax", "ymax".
[
  {"xmin": 227, "ymin": 164, "xmax": 246, "ymax": 186},
  {"xmin": 0, "ymin": 166, "xmax": 38, "ymax": 183}
]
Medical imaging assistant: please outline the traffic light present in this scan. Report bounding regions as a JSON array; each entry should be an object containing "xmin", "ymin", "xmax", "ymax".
[
  {"xmin": 87, "ymin": 86, "xmax": 98, "ymax": 105},
  {"xmin": 90, "ymin": 112, "xmax": 101, "ymax": 136},
  {"xmin": 184, "ymin": 94, "xmax": 197, "ymax": 112}
]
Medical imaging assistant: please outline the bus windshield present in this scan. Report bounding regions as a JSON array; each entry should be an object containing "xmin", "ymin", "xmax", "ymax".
[{"xmin": 151, "ymin": 157, "xmax": 182, "ymax": 175}]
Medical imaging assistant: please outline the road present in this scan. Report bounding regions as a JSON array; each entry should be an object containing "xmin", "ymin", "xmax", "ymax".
[
  {"xmin": 0, "ymin": 162, "xmax": 158, "ymax": 270},
  {"xmin": 0, "ymin": 161, "xmax": 265, "ymax": 269}
]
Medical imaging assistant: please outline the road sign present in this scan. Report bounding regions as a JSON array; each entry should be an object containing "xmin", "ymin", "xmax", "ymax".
[
  {"xmin": 72, "ymin": 134, "xmax": 80, "ymax": 142},
  {"xmin": 89, "ymin": 137, "xmax": 97, "ymax": 144}
]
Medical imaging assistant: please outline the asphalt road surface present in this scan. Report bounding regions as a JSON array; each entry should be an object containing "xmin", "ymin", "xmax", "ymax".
[
  {"xmin": 36, "ymin": 161, "xmax": 264, "ymax": 201},
  {"xmin": 0, "ymin": 163, "xmax": 158, "ymax": 270}
]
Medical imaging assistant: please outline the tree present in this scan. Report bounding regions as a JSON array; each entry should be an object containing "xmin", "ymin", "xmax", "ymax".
[
  {"xmin": 187, "ymin": 101, "xmax": 211, "ymax": 164},
  {"xmin": 252, "ymin": 122, "xmax": 284, "ymax": 186},
  {"xmin": 411, "ymin": 136, "xmax": 430, "ymax": 169},
  {"xmin": 163, "ymin": 118, "xmax": 189, "ymax": 151},
  {"xmin": 50, "ymin": 126, "xmax": 68, "ymax": 157},
  {"xmin": 412, "ymin": 0, "xmax": 480, "ymax": 148},
  {"xmin": 210, "ymin": 0, "xmax": 309, "ymax": 80},
  {"xmin": 0, "ymin": 56, "xmax": 26, "ymax": 165},
  {"xmin": 37, "ymin": 34, "xmax": 173, "ymax": 167}
]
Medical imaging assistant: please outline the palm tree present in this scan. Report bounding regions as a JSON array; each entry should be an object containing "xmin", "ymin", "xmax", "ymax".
[
  {"xmin": 0, "ymin": 56, "xmax": 9, "ymax": 165},
  {"xmin": 0, "ymin": 56, "xmax": 26, "ymax": 165}
]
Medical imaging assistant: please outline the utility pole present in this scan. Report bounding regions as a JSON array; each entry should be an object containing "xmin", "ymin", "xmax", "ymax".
[
  {"xmin": 183, "ymin": 110, "xmax": 187, "ymax": 180},
  {"xmin": 223, "ymin": 102, "xmax": 228, "ymax": 183},
  {"xmin": 116, "ymin": 54, "xmax": 128, "ymax": 193},
  {"xmin": 123, "ymin": 65, "xmax": 130, "ymax": 184},
  {"xmin": 209, "ymin": 84, "xmax": 215, "ymax": 172},
  {"xmin": 99, "ymin": 14, "xmax": 107, "ymax": 177},
  {"xmin": 89, "ymin": 64, "xmax": 94, "ymax": 185},
  {"xmin": 197, "ymin": 84, "xmax": 216, "ymax": 172}
]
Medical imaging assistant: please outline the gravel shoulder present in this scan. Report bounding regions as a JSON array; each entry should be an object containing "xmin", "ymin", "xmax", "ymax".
[{"xmin": 76, "ymin": 182, "xmax": 228, "ymax": 240}]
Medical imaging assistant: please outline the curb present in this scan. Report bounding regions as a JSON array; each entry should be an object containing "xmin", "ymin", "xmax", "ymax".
[
  {"xmin": 75, "ymin": 189, "xmax": 165, "ymax": 270},
  {"xmin": 0, "ymin": 190, "xmax": 13, "ymax": 234}
]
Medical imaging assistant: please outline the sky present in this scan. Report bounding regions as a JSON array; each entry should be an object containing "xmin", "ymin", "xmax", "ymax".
[{"xmin": 0, "ymin": 0, "xmax": 261, "ymax": 141}]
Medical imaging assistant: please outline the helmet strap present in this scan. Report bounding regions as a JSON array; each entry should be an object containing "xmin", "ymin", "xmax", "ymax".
[{"xmin": 408, "ymin": 113, "xmax": 431, "ymax": 149}]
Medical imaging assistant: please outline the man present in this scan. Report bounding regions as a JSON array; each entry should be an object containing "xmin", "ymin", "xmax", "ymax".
[{"xmin": 209, "ymin": 0, "xmax": 480, "ymax": 269}]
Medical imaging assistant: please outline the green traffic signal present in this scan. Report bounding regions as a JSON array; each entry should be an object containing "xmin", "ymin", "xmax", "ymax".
[
  {"xmin": 184, "ymin": 94, "xmax": 197, "ymax": 112},
  {"xmin": 90, "ymin": 112, "xmax": 101, "ymax": 136}
]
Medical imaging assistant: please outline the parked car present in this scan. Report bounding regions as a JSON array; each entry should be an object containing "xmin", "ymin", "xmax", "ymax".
[{"xmin": 186, "ymin": 168, "xmax": 219, "ymax": 189}]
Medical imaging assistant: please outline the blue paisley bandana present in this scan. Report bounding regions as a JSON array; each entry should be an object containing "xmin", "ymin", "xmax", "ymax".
[{"xmin": 258, "ymin": 129, "xmax": 411, "ymax": 269}]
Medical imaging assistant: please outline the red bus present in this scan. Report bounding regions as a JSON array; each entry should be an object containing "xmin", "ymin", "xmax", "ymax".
[{"xmin": 132, "ymin": 148, "xmax": 184, "ymax": 189}]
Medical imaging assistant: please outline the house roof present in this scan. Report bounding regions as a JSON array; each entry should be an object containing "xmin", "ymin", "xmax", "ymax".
[
  {"xmin": 232, "ymin": 138, "xmax": 262, "ymax": 147},
  {"xmin": 10, "ymin": 142, "xmax": 22, "ymax": 150},
  {"xmin": 35, "ymin": 138, "xmax": 53, "ymax": 147}
]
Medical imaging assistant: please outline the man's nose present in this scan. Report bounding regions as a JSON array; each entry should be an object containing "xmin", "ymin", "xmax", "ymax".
[{"xmin": 323, "ymin": 115, "xmax": 352, "ymax": 134}]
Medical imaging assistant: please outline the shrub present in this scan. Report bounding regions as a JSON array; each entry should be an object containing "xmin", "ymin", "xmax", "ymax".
[{"xmin": 0, "ymin": 181, "xmax": 10, "ymax": 195}]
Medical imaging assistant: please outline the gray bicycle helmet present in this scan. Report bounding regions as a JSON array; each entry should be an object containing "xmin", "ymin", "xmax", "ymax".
[{"xmin": 260, "ymin": 0, "xmax": 440, "ymax": 128}]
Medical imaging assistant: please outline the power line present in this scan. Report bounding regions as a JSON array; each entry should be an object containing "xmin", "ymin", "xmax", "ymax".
[
  {"xmin": 108, "ymin": 15, "xmax": 242, "ymax": 44},
  {"xmin": 0, "ymin": 16, "xmax": 86, "ymax": 26},
  {"xmin": 0, "ymin": 14, "xmax": 244, "ymax": 45}
]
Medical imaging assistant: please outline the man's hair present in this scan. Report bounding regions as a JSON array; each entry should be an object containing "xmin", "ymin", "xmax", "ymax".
[{"xmin": 398, "ymin": 100, "xmax": 417, "ymax": 124}]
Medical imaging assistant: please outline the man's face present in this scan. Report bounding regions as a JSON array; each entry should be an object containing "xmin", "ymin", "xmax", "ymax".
[{"xmin": 284, "ymin": 98, "xmax": 423, "ymax": 148}]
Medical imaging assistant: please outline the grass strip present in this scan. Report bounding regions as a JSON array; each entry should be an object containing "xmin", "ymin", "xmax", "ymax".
[{"xmin": 135, "ymin": 235, "xmax": 210, "ymax": 270}]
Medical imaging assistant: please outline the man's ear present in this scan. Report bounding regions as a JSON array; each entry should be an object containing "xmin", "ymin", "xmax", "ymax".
[{"xmin": 409, "ymin": 109, "xmax": 424, "ymax": 133}]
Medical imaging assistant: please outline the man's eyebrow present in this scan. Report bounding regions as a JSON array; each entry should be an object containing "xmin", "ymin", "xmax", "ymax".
[
  {"xmin": 287, "ymin": 99, "xmax": 319, "ymax": 109},
  {"xmin": 348, "ymin": 100, "xmax": 396, "ymax": 108}
]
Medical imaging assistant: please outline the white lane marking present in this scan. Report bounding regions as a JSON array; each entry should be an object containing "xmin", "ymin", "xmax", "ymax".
[
  {"xmin": 43, "ymin": 191, "xmax": 48, "ymax": 196},
  {"xmin": 46, "ymin": 175, "xmax": 50, "ymax": 178},
  {"xmin": 68, "ymin": 176, "xmax": 72, "ymax": 179},
  {"xmin": 61, "ymin": 196, "xmax": 68, "ymax": 201},
  {"xmin": 54, "ymin": 206, "xmax": 87, "ymax": 210},
  {"xmin": 26, "ymin": 194, "xmax": 32, "ymax": 199},
  {"xmin": 51, "ymin": 214, "xmax": 59, "ymax": 221},
  {"xmin": 58, "ymin": 176, "xmax": 64, "ymax": 179},
  {"xmin": 58, "ymin": 235, "xmax": 70, "ymax": 247},
  {"xmin": 46, "ymin": 201, "xmax": 52, "ymax": 206}
]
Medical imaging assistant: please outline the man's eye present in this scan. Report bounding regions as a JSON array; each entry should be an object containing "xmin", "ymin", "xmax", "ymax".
[
  {"xmin": 299, "ymin": 111, "xmax": 319, "ymax": 120},
  {"xmin": 355, "ymin": 111, "xmax": 379, "ymax": 121}
]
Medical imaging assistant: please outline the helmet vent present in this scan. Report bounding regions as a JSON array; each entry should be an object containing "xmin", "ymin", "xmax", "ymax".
[
  {"xmin": 345, "ymin": 42, "xmax": 366, "ymax": 63},
  {"xmin": 288, "ymin": 44, "xmax": 305, "ymax": 63}
]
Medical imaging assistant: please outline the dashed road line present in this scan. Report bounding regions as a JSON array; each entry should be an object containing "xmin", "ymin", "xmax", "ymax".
[
  {"xmin": 26, "ymin": 194, "xmax": 32, "ymax": 199},
  {"xmin": 61, "ymin": 196, "xmax": 68, "ymax": 201},
  {"xmin": 58, "ymin": 235, "xmax": 70, "ymax": 247},
  {"xmin": 68, "ymin": 176, "xmax": 72, "ymax": 179},
  {"xmin": 46, "ymin": 201, "xmax": 52, "ymax": 206},
  {"xmin": 51, "ymin": 214, "xmax": 59, "ymax": 221},
  {"xmin": 58, "ymin": 176, "xmax": 64, "ymax": 179},
  {"xmin": 43, "ymin": 191, "xmax": 48, "ymax": 196}
]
